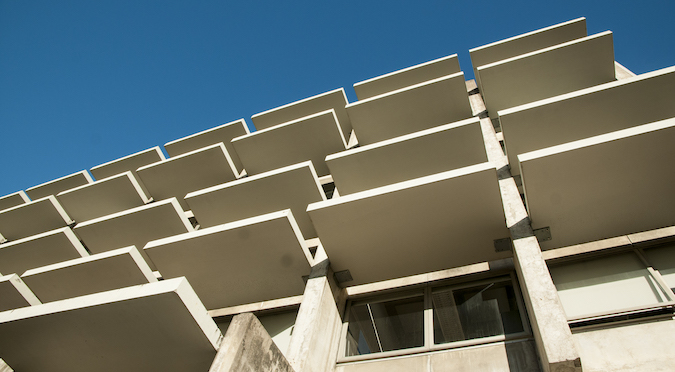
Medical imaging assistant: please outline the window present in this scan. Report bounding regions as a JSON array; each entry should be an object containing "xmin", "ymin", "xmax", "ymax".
[{"xmin": 340, "ymin": 275, "xmax": 528, "ymax": 361}]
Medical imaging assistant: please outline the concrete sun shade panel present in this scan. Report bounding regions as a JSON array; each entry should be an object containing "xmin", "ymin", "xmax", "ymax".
[
  {"xmin": 326, "ymin": 117, "xmax": 487, "ymax": 195},
  {"xmin": 186, "ymin": 161, "xmax": 325, "ymax": 240},
  {"xmin": 345, "ymin": 72, "xmax": 473, "ymax": 145},
  {"xmin": 469, "ymin": 17, "xmax": 587, "ymax": 90},
  {"xmin": 307, "ymin": 162, "xmax": 510, "ymax": 286},
  {"xmin": 477, "ymin": 31, "xmax": 616, "ymax": 119},
  {"xmin": 90, "ymin": 146, "xmax": 165, "ymax": 197},
  {"xmin": 353, "ymin": 54, "xmax": 461, "ymax": 100},
  {"xmin": 519, "ymin": 118, "xmax": 675, "ymax": 251},
  {"xmin": 136, "ymin": 143, "xmax": 240, "ymax": 210},
  {"xmin": 251, "ymin": 88, "xmax": 352, "ymax": 141},
  {"xmin": 0, "ymin": 278, "xmax": 222, "ymax": 372},
  {"xmin": 0, "ymin": 274, "xmax": 41, "ymax": 312},
  {"xmin": 0, "ymin": 191, "xmax": 30, "ymax": 212},
  {"xmin": 499, "ymin": 66, "xmax": 675, "ymax": 176},
  {"xmin": 25, "ymin": 170, "xmax": 93, "ymax": 200},
  {"xmin": 0, "ymin": 227, "xmax": 88, "ymax": 276},
  {"xmin": 145, "ymin": 209, "xmax": 311, "ymax": 309},
  {"xmin": 164, "ymin": 119, "xmax": 249, "ymax": 176},
  {"xmin": 232, "ymin": 109, "xmax": 348, "ymax": 177},
  {"xmin": 0, "ymin": 196, "xmax": 73, "ymax": 241},
  {"xmin": 56, "ymin": 171, "xmax": 151, "ymax": 223},
  {"xmin": 73, "ymin": 198, "xmax": 193, "ymax": 270},
  {"xmin": 21, "ymin": 246, "xmax": 156, "ymax": 303}
]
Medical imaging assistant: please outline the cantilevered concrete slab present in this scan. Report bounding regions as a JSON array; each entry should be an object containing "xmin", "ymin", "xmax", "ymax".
[
  {"xmin": 25, "ymin": 170, "xmax": 93, "ymax": 200},
  {"xmin": 164, "ymin": 119, "xmax": 249, "ymax": 175},
  {"xmin": 232, "ymin": 110, "xmax": 348, "ymax": 177},
  {"xmin": 345, "ymin": 72, "xmax": 473, "ymax": 145},
  {"xmin": 251, "ymin": 88, "xmax": 352, "ymax": 140},
  {"xmin": 499, "ymin": 66, "xmax": 675, "ymax": 175},
  {"xmin": 326, "ymin": 117, "xmax": 487, "ymax": 195},
  {"xmin": 0, "ymin": 196, "xmax": 73, "ymax": 241},
  {"xmin": 137, "ymin": 143, "xmax": 241, "ymax": 210},
  {"xmin": 477, "ymin": 31, "xmax": 616, "ymax": 119},
  {"xmin": 0, "ymin": 191, "xmax": 30, "ymax": 212},
  {"xmin": 353, "ymin": 54, "xmax": 461, "ymax": 100},
  {"xmin": 22, "ymin": 246, "xmax": 156, "ymax": 303},
  {"xmin": 73, "ymin": 198, "xmax": 193, "ymax": 269},
  {"xmin": 470, "ymin": 17, "xmax": 587, "ymax": 89},
  {"xmin": 90, "ymin": 146, "xmax": 165, "ymax": 197},
  {"xmin": 0, "ymin": 227, "xmax": 88, "ymax": 276},
  {"xmin": 146, "ymin": 210, "xmax": 311, "ymax": 309},
  {"xmin": 186, "ymin": 161, "xmax": 325, "ymax": 239},
  {"xmin": 56, "ymin": 172, "xmax": 151, "ymax": 223},
  {"xmin": 0, "ymin": 274, "xmax": 41, "ymax": 312},
  {"xmin": 307, "ymin": 162, "xmax": 510, "ymax": 286},
  {"xmin": 519, "ymin": 118, "xmax": 675, "ymax": 250},
  {"xmin": 0, "ymin": 278, "xmax": 221, "ymax": 372}
]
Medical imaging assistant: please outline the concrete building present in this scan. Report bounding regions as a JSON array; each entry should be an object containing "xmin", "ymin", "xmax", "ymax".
[{"xmin": 0, "ymin": 17, "xmax": 673, "ymax": 371}]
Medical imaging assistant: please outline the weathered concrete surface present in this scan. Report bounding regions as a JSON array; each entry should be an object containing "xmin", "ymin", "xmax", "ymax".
[
  {"xmin": 209, "ymin": 313, "xmax": 295, "ymax": 372},
  {"xmin": 0, "ymin": 359, "xmax": 13, "ymax": 372},
  {"xmin": 336, "ymin": 340, "xmax": 541, "ymax": 372},
  {"xmin": 573, "ymin": 319, "xmax": 675, "ymax": 372}
]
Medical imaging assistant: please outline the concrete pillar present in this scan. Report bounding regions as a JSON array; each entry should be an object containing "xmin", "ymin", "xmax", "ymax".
[
  {"xmin": 0, "ymin": 359, "xmax": 13, "ymax": 372},
  {"xmin": 286, "ymin": 259, "xmax": 345, "ymax": 372},
  {"xmin": 209, "ymin": 313, "xmax": 295, "ymax": 372}
]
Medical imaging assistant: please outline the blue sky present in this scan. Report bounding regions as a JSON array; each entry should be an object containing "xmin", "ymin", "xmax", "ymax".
[{"xmin": 1, "ymin": 0, "xmax": 673, "ymax": 198}]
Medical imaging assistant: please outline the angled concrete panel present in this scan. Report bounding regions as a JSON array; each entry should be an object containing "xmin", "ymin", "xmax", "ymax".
[
  {"xmin": 251, "ymin": 88, "xmax": 352, "ymax": 141},
  {"xmin": 477, "ymin": 32, "xmax": 615, "ymax": 118},
  {"xmin": 354, "ymin": 54, "xmax": 461, "ymax": 100},
  {"xmin": 499, "ymin": 66, "xmax": 675, "ymax": 175},
  {"xmin": 22, "ymin": 246, "xmax": 156, "ymax": 303},
  {"xmin": 326, "ymin": 117, "xmax": 487, "ymax": 195},
  {"xmin": 0, "ymin": 196, "xmax": 73, "ymax": 241},
  {"xmin": 186, "ymin": 161, "xmax": 325, "ymax": 239},
  {"xmin": 90, "ymin": 146, "xmax": 165, "ymax": 197},
  {"xmin": 0, "ymin": 274, "xmax": 41, "ymax": 312},
  {"xmin": 137, "ymin": 144, "xmax": 240, "ymax": 210},
  {"xmin": 164, "ymin": 119, "xmax": 249, "ymax": 175},
  {"xmin": 56, "ymin": 171, "xmax": 151, "ymax": 223},
  {"xmin": 0, "ymin": 227, "xmax": 88, "ymax": 276},
  {"xmin": 307, "ymin": 163, "xmax": 510, "ymax": 286},
  {"xmin": 25, "ymin": 170, "xmax": 93, "ymax": 200},
  {"xmin": 0, "ymin": 278, "xmax": 221, "ymax": 372},
  {"xmin": 146, "ymin": 210, "xmax": 311, "ymax": 309},
  {"xmin": 232, "ymin": 109, "xmax": 348, "ymax": 177},
  {"xmin": 345, "ymin": 72, "xmax": 473, "ymax": 145},
  {"xmin": 0, "ymin": 191, "xmax": 30, "ymax": 212},
  {"xmin": 519, "ymin": 118, "xmax": 675, "ymax": 250}
]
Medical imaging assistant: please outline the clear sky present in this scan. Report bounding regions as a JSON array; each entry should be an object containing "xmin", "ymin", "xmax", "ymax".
[{"xmin": 1, "ymin": 0, "xmax": 673, "ymax": 198}]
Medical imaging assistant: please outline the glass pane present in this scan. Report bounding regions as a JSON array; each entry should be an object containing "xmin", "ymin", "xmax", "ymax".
[
  {"xmin": 644, "ymin": 244, "xmax": 675, "ymax": 292},
  {"xmin": 345, "ymin": 295, "xmax": 424, "ymax": 356},
  {"xmin": 549, "ymin": 252, "xmax": 667, "ymax": 319},
  {"xmin": 432, "ymin": 280, "xmax": 523, "ymax": 344}
]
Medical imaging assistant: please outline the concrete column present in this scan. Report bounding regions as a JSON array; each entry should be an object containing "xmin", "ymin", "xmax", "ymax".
[
  {"xmin": 209, "ymin": 313, "xmax": 295, "ymax": 372},
  {"xmin": 286, "ymin": 259, "xmax": 345, "ymax": 372},
  {"xmin": 0, "ymin": 358, "xmax": 13, "ymax": 372}
]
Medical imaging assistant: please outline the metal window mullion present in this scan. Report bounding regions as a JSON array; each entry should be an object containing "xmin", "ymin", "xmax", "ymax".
[
  {"xmin": 424, "ymin": 286, "xmax": 434, "ymax": 348},
  {"xmin": 635, "ymin": 248, "xmax": 675, "ymax": 302}
]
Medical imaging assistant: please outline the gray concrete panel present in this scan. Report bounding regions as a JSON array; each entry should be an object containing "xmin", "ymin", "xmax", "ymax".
[
  {"xmin": 0, "ymin": 227, "xmax": 88, "ymax": 276},
  {"xmin": 307, "ymin": 163, "xmax": 510, "ymax": 286},
  {"xmin": 0, "ymin": 196, "xmax": 73, "ymax": 241},
  {"xmin": 232, "ymin": 110, "xmax": 348, "ymax": 177},
  {"xmin": 326, "ymin": 117, "xmax": 487, "ymax": 195},
  {"xmin": 251, "ymin": 88, "xmax": 352, "ymax": 141},
  {"xmin": 499, "ymin": 66, "xmax": 675, "ymax": 175},
  {"xmin": 354, "ymin": 54, "xmax": 461, "ymax": 100},
  {"xmin": 477, "ymin": 32, "xmax": 615, "ymax": 119},
  {"xmin": 186, "ymin": 161, "xmax": 325, "ymax": 239},
  {"xmin": 519, "ymin": 118, "xmax": 675, "ymax": 250},
  {"xmin": 0, "ymin": 191, "xmax": 30, "ymax": 213},
  {"xmin": 25, "ymin": 170, "xmax": 93, "ymax": 200},
  {"xmin": 0, "ymin": 278, "xmax": 222, "ymax": 372},
  {"xmin": 345, "ymin": 72, "xmax": 472, "ymax": 145},
  {"xmin": 137, "ymin": 143, "xmax": 240, "ymax": 210},
  {"xmin": 146, "ymin": 210, "xmax": 311, "ymax": 309},
  {"xmin": 0, "ymin": 274, "xmax": 41, "ymax": 312},
  {"xmin": 56, "ymin": 171, "xmax": 151, "ymax": 223},
  {"xmin": 22, "ymin": 246, "xmax": 156, "ymax": 303},
  {"xmin": 90, "ymin": 146, "xmax": 165, "ymax": 197},
  {"xmin": 164, "ymin": 119, "xmax": 249, "ymax": 175}
]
